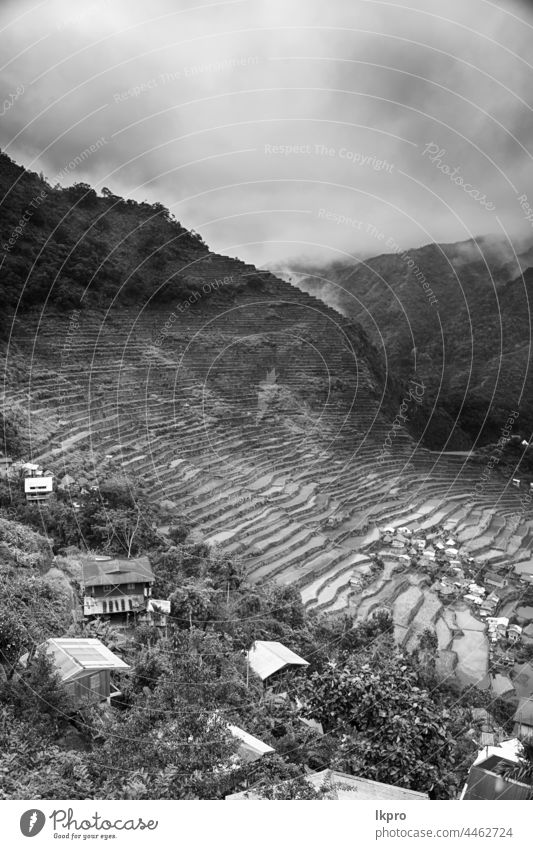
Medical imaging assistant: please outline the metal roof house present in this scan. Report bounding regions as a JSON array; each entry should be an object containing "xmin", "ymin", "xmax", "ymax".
[
  {"xmin": 20, "ymin": 638, "xmax": 129, "ymax": 708},
  {"xmin": 226, "ymin": 769, "xmax": 429, "ymax": 800},
  {"xmin": 228, "ymin": 725, "xmax": 275, "ymax": 763},
  {"xmin": 82, "ymin": 555, "xmax": 154, "ymax": 618},
  {"xmin": 246, "ymin": 641, "xmax": 309, "ymax": 682},
  {"xmin": 460, "ymin": 739, "xmax": 530, "ymax": 800},
  {"xmin": 485, "ymin": 572, "xmax": 508, "ymax": 590}
]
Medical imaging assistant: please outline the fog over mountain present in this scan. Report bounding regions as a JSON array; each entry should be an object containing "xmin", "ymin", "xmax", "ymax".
[{"xmin": 1, "ymin": 0, "xmax": 533, "ymax": 267}]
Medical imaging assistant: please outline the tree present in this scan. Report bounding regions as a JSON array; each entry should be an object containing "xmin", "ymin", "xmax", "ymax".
[
  {"xmin": 169, "ymin": 579, "xmax": 220, "ymax": 630},
  {"xmin": 0, "ymin": 610, "xmax": 28, "ymax": 677},
  {"xmin": 93, "ymin": 685, "xmax": 239, "ymax": 799},
  {"xmin": 503, "ymin": 743, "xmax": 533, "ymax": 796},
  {"xmin": 91, "ymin": 506, "xmax": 156, "ymax": 556},
  {"xmin": 299, "ymin": 648, "xmax": 475, "ymax": 798},
  {"xmin": 0, "ymin": 708, "xmax": 96, "ymax": 800}
]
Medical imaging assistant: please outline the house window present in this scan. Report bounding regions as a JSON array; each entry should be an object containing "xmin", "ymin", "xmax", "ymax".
[
  {"xmin": 120, "ymin": 598, "xmax": 126, "ymax": 611},
  {"xmin": 129, "ymin": 599, "xmax": 133, "ymax": 610},
  {"xmin": 127, "ymin": 582, "xmax": 136, "ymax": 590},
  {"xmin": 102, "ymin": 601, "xmax": 107, "ymax": 614},
  {"xmin": 103, "ymin": 585, "xmax": 112, "ymax": 592}
]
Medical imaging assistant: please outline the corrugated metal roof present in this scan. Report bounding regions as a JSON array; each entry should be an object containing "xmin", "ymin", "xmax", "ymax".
[
  {"xmin": 228, "ymin": 725, "xmax": 274, "ymax": 762},
  {"xmin": 246, "ymin": 641, "xmax": 309, "ymax": 681},
  {"xmin": 27, "ymin": 638, "xmax": 130, "ymax": 682},
  {"xmin": 226, "ymin": 769, "xmax": 429, "ymax": 800},
  {"xmin": 306, "ymin": 770, "xmax": 429, "ymax": 800},
  {"xmin": 82, "ymin": 555, "xmax": 154, "ymax": 587}
]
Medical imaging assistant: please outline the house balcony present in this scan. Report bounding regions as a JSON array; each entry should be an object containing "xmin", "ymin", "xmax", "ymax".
[{"xmin": 84, "ymin": 594, "xmax": 146, "ymax": 616}]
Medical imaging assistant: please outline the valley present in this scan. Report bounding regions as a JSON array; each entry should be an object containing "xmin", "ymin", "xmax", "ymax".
[{"xmin": 3, "ymin": 246, "xmax": 532, "ymax": 692}]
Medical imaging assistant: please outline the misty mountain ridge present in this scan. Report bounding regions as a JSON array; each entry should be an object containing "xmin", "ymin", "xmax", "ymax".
[{"xmin": 285, "ymin": 235, "xmax": 533, "ymax": 446}]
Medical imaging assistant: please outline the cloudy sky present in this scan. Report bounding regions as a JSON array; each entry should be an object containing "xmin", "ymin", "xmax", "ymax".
[{"xmin": 1, "ymin": 0, "xmax": 533, "ymax": 267}]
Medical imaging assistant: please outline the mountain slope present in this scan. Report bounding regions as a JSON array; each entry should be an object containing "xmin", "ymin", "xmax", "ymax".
[
  {"xmin": 0, "ymin": 153, "xmax": 529, "ymax": 639},
  {"xmin": 290, "ymin": 237, "xmax": 533, "ymax": 446}
]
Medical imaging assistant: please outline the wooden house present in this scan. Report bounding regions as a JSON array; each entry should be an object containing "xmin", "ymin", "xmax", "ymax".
[
  {"xmin": 82, "ymin": 555, "xmax": 154, "ymax": 618},
  {"xmin": 21, "ymin": 638, "xmax": 129, "ymax": 708}
]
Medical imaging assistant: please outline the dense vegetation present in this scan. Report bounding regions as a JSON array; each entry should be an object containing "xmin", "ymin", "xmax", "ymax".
[
  {"xmin": 294, "ymin": 239, "xmax": 533, "ymax": 447},
  {"xmin": 0, "ymin": 149, "xmax": 213, "ymax": 339},
  {"xmin": 0, "ymin": 477, "xmax": 522, "ymax": 800}
]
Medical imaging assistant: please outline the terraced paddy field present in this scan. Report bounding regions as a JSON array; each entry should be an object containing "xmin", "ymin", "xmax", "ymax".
[{"xmin": 3, "ymin": 256, "xmax": 531, "ymax": 689}]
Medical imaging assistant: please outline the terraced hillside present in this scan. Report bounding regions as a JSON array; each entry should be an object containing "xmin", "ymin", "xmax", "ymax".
[
  {"xmin": 289, "ymin": 237, "xmax": 533, "ymax": 446},
  {"xmin": 2, "ymin": 153, "xmax": 531, "ymax": 693},
  {"xmin": 3, "ymin": 251, "xmax": 528, "ymax": 632}
]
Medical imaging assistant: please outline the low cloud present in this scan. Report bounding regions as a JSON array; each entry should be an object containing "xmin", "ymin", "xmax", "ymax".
[{"xmin": 1, "ymin": 0, "xmax": 533, "ymax": 267}]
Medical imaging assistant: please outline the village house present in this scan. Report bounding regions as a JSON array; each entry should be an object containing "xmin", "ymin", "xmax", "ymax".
[
  {"xmin": 82, "ymin": 554, "xmax": 155, "ymax": 618},
  {"xmin": 58, "ymin": 473, "xmax": 77, "ymax": 492},
  {"xmin": 139, "ymin": 597, "xmax": 171, "ymax": 628},
  {"xmin": 507, "ymin": 624, "xmax": 522, "ymax": 644},
  {"xmin": 246, "ymin": 640, "xmax": 309, "ymax": 688},
  {"xmin": 226, "ymin": 769, "xmax": 429, "ymax": 800},
  {"xmin": 480, "ymin": 592, "xmax": 500, "ymax": 618},
  {"xmin": 228, "ymin": 725, "xmax": 275, "ymax": 764},
  {"xmin": 470, "ymin": 707, "xmax": 502, "ymax": 748},
  {"xmin": 464, "ymin": 593, "xmax": 483, "ymax": 607},
  {"xmin": 23, "ymin": 463, "xmax": 54, "ymax": 502},
  {"xmin": 20, "ymin": 637, "xmax": 129, "ymax": 709},
  {"xmin": 485, "ymin": 572, "xmax": 508, "ymax": 591},
  {"xmin": 460, "ymin": 739, "xmax": 529, "ymax": 800}
]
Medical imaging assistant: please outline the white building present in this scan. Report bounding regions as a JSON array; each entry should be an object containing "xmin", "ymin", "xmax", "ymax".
[{"xmin": 24, "ymin": 473, "xmax": 54, "ymax": 502}]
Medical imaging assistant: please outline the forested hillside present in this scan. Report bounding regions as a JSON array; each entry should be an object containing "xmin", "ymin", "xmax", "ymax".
[{"xmin": 292, "ymin": 238, "xmax": 533, "ymax": 446}]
